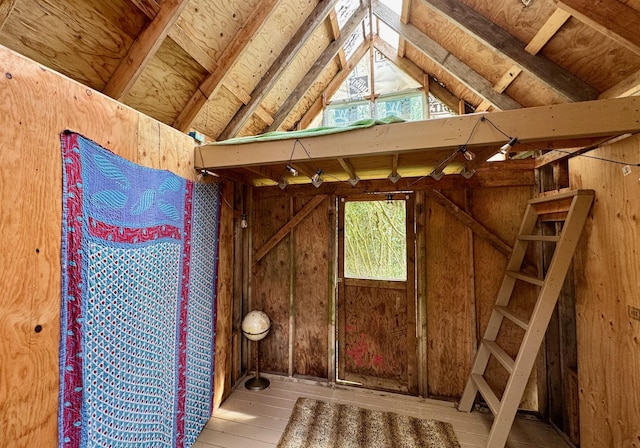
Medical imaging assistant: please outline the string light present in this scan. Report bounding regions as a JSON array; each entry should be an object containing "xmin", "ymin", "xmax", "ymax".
[
  {"xmin": 500, "ymin": 137, "xmax": 519, "ymax": 154},
  {"xmin": 240, "ymin": 214, "xmax": 248, "ymax": 229},
  {"xmin": 311, "ymin": 169, "xmax": 323, "ymax": 187},
  {"xmin": 387, "ymin": 193, "xmax": 393, "ymax": 204},
  {"xmin": 458, "ymin": 146, "xmax": 475, "ymax": 161},
  {"xmin": 285, "ymin": 164, "xmax": 298, "ymax": 176}
]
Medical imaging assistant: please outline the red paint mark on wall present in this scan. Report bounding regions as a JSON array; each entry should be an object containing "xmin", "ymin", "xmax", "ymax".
[
  {"xmin": 345, "ymin": 333, "xmax": 368, "ymax": 367},
  {"xmin": 372, "ymin": 354, "xmax": 383, "ymax": 367}
]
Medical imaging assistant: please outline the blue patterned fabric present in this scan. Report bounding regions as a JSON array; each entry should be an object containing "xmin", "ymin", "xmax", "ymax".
[{"xmin": 59, "ymin": 132, "xmax": 220, "ymax": 448}]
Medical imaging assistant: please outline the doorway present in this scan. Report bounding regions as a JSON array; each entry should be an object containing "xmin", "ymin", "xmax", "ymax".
[{"xmin": 336, "ymin": 193, "xmax": 418, "ymax": 394}]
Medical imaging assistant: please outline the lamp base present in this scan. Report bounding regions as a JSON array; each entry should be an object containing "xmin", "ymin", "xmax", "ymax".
[{"xmin": 245, "ymin": 375, "xmax": 270, "ymax": 391}]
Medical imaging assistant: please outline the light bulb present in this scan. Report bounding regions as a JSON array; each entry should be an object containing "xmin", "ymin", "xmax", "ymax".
[
  {"xmin": 311, "ymin": 169, "xmax": 323, "ymax": 183},
  {"xmin": 286, "ymin": 164, "xmax": 298, "ymax": 176},
  {"xmin": 241, "ymin": 214, "xmax": 248, "ymax": 229},
  {"xmin": 458, "ymin": 145, "xmax": 475, "ymax": 161},
  {"xmin": 387, "ymin": 193, "xmax": 393, "ymax": 204},
  {"xmin": 500, "ymin": 137, "xmax": 519, "ymax": 154}
]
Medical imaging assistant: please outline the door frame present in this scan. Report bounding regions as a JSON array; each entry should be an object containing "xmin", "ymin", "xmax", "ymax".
[{"xmin": 336, "ymin": 193, "xmax": 417, "ymax": 394}]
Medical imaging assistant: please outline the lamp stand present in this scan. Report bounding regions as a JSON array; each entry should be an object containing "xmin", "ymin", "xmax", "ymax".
[{"xmin": 245, "ymin": 338, "xmax": 270, "ymax": 390}]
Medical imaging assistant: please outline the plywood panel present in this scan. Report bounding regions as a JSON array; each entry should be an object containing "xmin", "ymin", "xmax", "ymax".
[
  {"xmin": 343, "ymin": 285, "xmax": 408, "ymax": 382},
  {"xmin": 0, "ymin": 45, "xmax": 225, "ymax": 447},
  {"xmin": 226, "ymin": 0, "xmax": 317, "ymax": 105},
  {"xmin": 542, "ymin": 17, "xmax": 640, "ymax": 92},
  {"xmin": 214, "ymin": 181, "xmax": 235, "ymax": 409},
  {"xmin": 282, "ymin": 59, "xmax": 341, "ymax": 131},
  {"xmin": 124, "ymin": 38, "xmax": 208, "ymax": 126},
  {"xmin": 569, "ymin": 134, "xmax": 640, "ymax": 448},
  {"xmin": 262, "ymin": 21, "xmax": 332, "ymax": 115},
  {"xmin": 0, "ymin": 0, "xmax": 146, "ymax": 90},
  {"xmin": 471, "ymin": 186, "xmax": 540, "ymax": 411},
  {"xmin": 0, "ymin": 45, "xmax": 152, "ymax": 447},
  {"xmin": 177, "ymin": 0, "xmax": 261, "ymax": 64},
  {"xmin": 192, "ymin": 87, "xmax": 244, "ymax": 140},
  {"xmin": 137, "ymin": 113, "xmax": 196, "ymax": 180},
  {"xmin": 425, "ymin": 189, "xmax": 474, "ymax": 398},
  {"xmin": 252, "ymin": 197, "xmax": 291, "ymax": 374},
  {"xmin": 293, "ymin": 196, "xmax": 330, "ymax": 378}
]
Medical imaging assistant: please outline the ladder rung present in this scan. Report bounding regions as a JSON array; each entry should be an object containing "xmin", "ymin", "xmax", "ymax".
[
  {"xmin": 495, "ymin": 305, "xmax": 530, "ymax": 331},
  {"xmin": 518, "ymin": 234, "xmax": 560, "ymax": 242},
  {"xmin": 483, "ymin": 340, "xmax": 515, "ymax": 374},
  {"xmin": 470, "ymin": 373, "xmax": 500, "ymax": 415},
  {"xmin": 506, "ymin": 270, "xmax": 545, "ymax": 286},
  {"xmin": 527, "ymin": 189, "xmax": 593, "ymax": 205}
]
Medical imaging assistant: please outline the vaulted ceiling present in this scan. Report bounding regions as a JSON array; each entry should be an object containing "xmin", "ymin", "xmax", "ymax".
[{"xmin": 2, "ymin": 0, "xmax": 639, "ymax": 185}]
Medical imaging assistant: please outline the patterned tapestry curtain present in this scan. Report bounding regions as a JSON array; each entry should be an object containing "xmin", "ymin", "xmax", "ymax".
[{"xmin": 58, "ymin": 132, "xmax": 220, "ymax": 448}]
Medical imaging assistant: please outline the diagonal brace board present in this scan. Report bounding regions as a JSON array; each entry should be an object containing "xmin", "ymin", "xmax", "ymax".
[{"xmin": 253, "ymin": 195, "xmax": 328, "ymax": 264}]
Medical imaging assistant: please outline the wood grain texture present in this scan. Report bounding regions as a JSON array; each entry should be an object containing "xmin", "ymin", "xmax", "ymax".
[
  {"xmin": 252, "ymin": 197, "xmax": 291, "ymax": 374},
  {"xmin": 124, "ymin": 37, "xmax": 208, "ymax": 125},
  {"xmin": 214, "ymin": 181, "xmax": 235, "ymax": 408},
  {"xmin": 421, "ymin": 0, "xmax": 597, "ymax": 102},
  {"xmin": 0, "ymin": 45, "xmax": 227, "ymax": 447},
  {"xmin": 293, "ymin": 196, "xmax": 329, "ymax": 378},
  {"xmin": 191, "ymin": 87, "xmax": 244, "ymax": 139},
  {"xmin": 102, "ymin": 0, "xmax": 189, "ymax": 99},
  {"xmin": 0, "ymin": 45, "xmax": 196, "ymax": 447},
  {"xmin": 0, "ymin": 0, "xmax": 146, "ymax": 90},
  {"xmin": 343, "ymin": 284, "xmax": 408, "ymax": 383},
  {"xmin": 569, "ymin": 133, "xmax": 640, "ymax": 448},
  {"xmin": 471, "ymin": 186, "xmax": 539, "ymax": 411},
  {"xmin": 424, "ymin": 190, "xmax": 474, "ymax": 398}
]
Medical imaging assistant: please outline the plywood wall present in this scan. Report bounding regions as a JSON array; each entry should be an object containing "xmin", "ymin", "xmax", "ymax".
[
  {"xmin": 250, "ymin": 184, "xmax": 536, "ymax": 403},
  {"xmin": 569, "ymin": 134, "xmax": 640, "ymax": 448},
  {"xmin": 0, "ymin": 46, "xmax": 233, "ymax": 447}
]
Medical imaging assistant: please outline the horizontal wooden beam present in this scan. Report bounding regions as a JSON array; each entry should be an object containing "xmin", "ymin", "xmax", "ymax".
[
  {"xmin": 253, "ymin": 194, "xmax": 327, "ymax": 263},
  {"xmin": 198, "ymin": 96, "xmax": 640, "ymax": 169},
  {"xmin": 372, "ymin": 0, "xmax": 521, "ymax": 111}
]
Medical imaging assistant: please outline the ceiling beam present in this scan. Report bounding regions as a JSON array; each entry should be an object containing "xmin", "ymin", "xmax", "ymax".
[
  {"xmin": 218, "ymin": 0, "xmax": 341, "ymax": 140},
  {"xmin": 197, "ymin": 96, "xmax": 640, "ymax": 169},
  {"xmin": 173, "ymin": 0, "xmax": 279, "ymax": 132},
  {"xmin": 244, "ymin": 166, "xmax": 282, "ymax": 184},
  {"xmin": 297, "ymin": 38, "xmax": 370, "ymax": 129},
  {"xmin": 557, "ymin": 0, "xmax": 640, "ymax": 57},
  {"xmin": 103, "ymin": 0, "xmax": 189, "ymax": 100},
  {"xmin": 372, "ymin": 0, "xmax": 521, "ymax": 111},
  {"xmin": 267, "ymin": 3, "xmax": 369, "ymax": 132},
  {"xmin": 420, "ymin": 0, "xmax": 596, "ymax": 102},
  {"xmin": 525, "ymin": 8, "xmax": 571, "ymax": 55}
]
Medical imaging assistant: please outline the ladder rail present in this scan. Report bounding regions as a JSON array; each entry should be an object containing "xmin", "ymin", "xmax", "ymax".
[{"xmin": 457, "ymin": 190, "xmax": 595, "ymax": 448}]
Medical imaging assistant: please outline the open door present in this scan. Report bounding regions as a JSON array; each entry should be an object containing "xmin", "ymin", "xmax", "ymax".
[{"xmin": 337, "ymin": 194, "xmax": 417, "ymax": 394}]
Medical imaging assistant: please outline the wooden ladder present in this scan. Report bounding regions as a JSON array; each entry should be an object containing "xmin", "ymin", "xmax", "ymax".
[{"xmin": 458, "ymin": 189, "xmax": 595, "ymax": 448}]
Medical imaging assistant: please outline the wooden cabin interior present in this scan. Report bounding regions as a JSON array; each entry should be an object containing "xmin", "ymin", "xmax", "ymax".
[{"xmin": 1, "ymin": 0, "xmax": 639, "ymax": 447}]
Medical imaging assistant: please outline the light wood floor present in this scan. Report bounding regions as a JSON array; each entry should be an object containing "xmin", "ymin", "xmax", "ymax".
[{"xmin": 194, "ymin": 375, "xmax": 572, "ymax": 448}]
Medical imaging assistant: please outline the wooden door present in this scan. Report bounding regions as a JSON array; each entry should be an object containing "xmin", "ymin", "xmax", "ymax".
[{"xmin": 337, "ymin": 194, "xmax": 417, "ymax": 394}]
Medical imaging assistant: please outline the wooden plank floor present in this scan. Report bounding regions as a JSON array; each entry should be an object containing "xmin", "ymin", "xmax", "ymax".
[{"xmin": 194, "ymin": 375, "xmax": 571, "ymax": 448}]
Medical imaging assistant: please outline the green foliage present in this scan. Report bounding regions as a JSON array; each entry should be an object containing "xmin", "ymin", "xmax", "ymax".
[{"xmin": 344, "ymin": 200, "xmax": 407, "ymax": 280}]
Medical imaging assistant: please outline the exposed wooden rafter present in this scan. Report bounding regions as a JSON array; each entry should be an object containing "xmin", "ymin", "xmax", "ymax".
[
  {"xmin": 372, "ymin": 0, "xmax": 521, "ymax": 111},
  {"xmin": 557, "ymin": 0, "xmax": 640, "ymax": 56},
  {"xmin": 218, "ymin": 0, "xmax": 340, "ymax": 140},
  {"xmin": 297, "ymin": 38, "xmax": 371, "ymax": 129},
  {"xmin": 198, "ymin": 96, "xmax": 640, "ymax": 169},
  {"xmin": 244, "ymin": 166, "xmax": 283, "ymax": 184},
  {"xmin": 173, "ymin": 0, "xmax": 280, "ymax": 132},
  {"xmin": 103, "ymin": 0, "xmax": 190, "ymax": 100},
  {"xmin": 328, "ymin": 9, "xmax": 348, "ymax": 69},
  {"xmin": 373, "ymin": 36, "xmax": 460, "ymax": 112},
  {"xmin": 421, "ymin": 0, "xmax": 597, "ymax": 102},
  {"xmin": 397, "ymin": 0, "xmax": 412, "ymax": 57},
  {"xmin": 267, "ymin": 4, "xmax": 369, "ymax": 132}
]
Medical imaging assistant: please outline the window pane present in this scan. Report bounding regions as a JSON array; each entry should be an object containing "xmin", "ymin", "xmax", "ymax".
[{"xmin": 344, "ymin": 200, "xmax": 407, "ymax": 281}]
